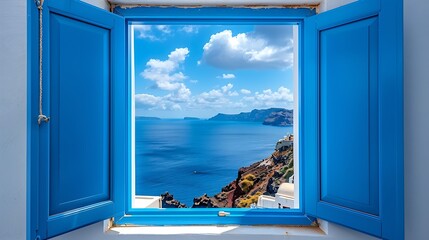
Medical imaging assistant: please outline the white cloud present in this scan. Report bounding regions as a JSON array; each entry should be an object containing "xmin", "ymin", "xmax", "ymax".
[
  {"xmin": 190, "ymin": 85, "xmax": 293, "ymax": 110},
  {"xmin": 242, "ymin": 86, "xmax": 293, "ymax": 108},
  {"xmin": 194, "ymin": 91, "xmax": 229, "ymax": 108},
  {"xmin": 228, "ymin": 91, "xmax": 239, "ymax": 97},
  {"xmin": 137, "ymin": 48, "xmax": 192, "ymax": 111},
  {"xmin": 156, "ymin": 25, "xmax": 171, "ymax": 34},
  {"xmin": 135, "ymin": 84, "xmax": 191, "ymax": 111},
  {"xmin": 166, "ymin": 84, "xmax": 191, "ymax": 102},
  {"xmin": 134, "ymin": 25, "xmax": 158, "ymax": 41},
  {"xmin": 200, "ymin": 89, "xmax": 223, "ymax": 100},
  {"xmin": 221, "ymin": 83, "xmax": 233, "ymax": 93},
  {"xmin": 134, "ymin": 25, "xmax": 171, "ymax": 41},
  {"xmin": 240, "ymin": 89, "xmax": 251, "ymax": 95},
  {"xmin": 217, "ymin": 73, "xmax": 236, "ymax": 79},
  {"xmin": 192, "ymin": 83, "xmax": 241, "ymax": 108},
  {"xmin": 181, "ymin": 26, "xmax": 199, "ymax": 33},
  {"xmin": 135, "ymin": 93, "xmax": 161, "ymax": 107},
  {"xmin": 141, "ymin": 48, "xmax": 190, "ymax": 91},
  {"xmin": 202, "ymin": 26, "xmax": 293, "ymax": 69}
]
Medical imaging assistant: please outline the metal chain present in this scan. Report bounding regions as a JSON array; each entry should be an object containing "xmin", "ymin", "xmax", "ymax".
[{"xmin": 36, "ymin": 0, "xmax": 49, "ymax": 125}]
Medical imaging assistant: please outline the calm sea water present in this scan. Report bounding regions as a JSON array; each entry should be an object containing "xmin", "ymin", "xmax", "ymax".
[{"xmin": 135, "ymin": 119, "xmax": 293, "ymax": 206}]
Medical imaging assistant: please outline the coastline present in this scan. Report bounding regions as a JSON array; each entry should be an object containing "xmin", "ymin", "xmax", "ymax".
[{"xmin": 161, "ymin": 141, "xmax": 294, "ymax": 208}]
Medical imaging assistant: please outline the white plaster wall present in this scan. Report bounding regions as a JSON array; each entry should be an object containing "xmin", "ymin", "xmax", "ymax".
[
  {"xmin": 404, "ymin": 0, "xmax": 429, "ymax": 239},
  {"xmin": 107, "ymin": 0, "xmax": 357, "ymax": 12},
  {"xmin": 83, "ymin": 0, "xmax": 110, "ymax": 10},
  {"xmin": 1, "ymin": 0, "xmax": 428, "ymax": 239},
  {"xmin": 0, "ymin": 0, "xmax": 27, "ymax": 240},
  {"xmin": 320, "ymin": 0, "xmax": 356, "ymax": 11}
]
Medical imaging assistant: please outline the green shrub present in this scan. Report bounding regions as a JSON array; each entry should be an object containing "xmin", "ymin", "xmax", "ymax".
[
  {"xmin": 238, "ymin": 193, "xmax": 262, "ymax": 208},
  {"xmin": 239, "ymin": 179, "xmax": 254, "ymax": 193},
  {"xmin": 287, "ymin": 159, "xmax": 294, "ymax": 169},
  {"xmin": 243, "ymin": 174, "xmax": 256, "ymax": 181},
  {"xmin": 284, "ymin": 168, "xmax": 294, "ymax": 180}
]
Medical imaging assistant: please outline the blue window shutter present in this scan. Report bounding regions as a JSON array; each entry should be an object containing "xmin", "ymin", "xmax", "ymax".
[
  {"xmin": 29, "ymin": 0, "xmax": 126, "ymax": 239},
  {"xmin": 303, "ymin": 0, "xmax": 403, "ymax": 239}
]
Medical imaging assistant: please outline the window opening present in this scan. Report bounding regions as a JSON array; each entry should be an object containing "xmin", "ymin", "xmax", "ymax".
[{"xmin": 131, "ymin": 23, "xmax": 300, "ymax": 210}]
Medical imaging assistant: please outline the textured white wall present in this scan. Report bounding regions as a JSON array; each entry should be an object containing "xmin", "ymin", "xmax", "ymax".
[
  {"xmin": 0, "ymin": 0, "xmax": 27, "ymax": 240},
  {"xmin": 83, "ymin": 0, "xmax": 110, "ymax": 10},
  {"xmin": 404, "ymin": 0, "xmax": 429, "ymax": 239},
  {"xmin": 1, "ymin": 0, "xmax": 427, "ymax": 239},
  {"xmin": 320, "ymin": 0, "xmax": 356, "ymax": 11}
]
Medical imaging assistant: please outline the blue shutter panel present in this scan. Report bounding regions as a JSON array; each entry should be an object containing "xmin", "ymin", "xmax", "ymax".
[
  {"xmin": 303, "ymin": 0, "xmax": 403, "ymax": 239},
  {"xmin": 30, "ymin": 0, "xmax": 126, "ymax": 239}
]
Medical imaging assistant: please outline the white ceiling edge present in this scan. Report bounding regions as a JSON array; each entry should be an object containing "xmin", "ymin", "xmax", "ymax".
[{"xmin": 108, "ymin": 0, "xmax": 322, "ymax": 6}]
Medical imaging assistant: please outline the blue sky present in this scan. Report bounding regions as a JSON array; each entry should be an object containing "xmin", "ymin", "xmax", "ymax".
[{"xmin": 133, "ymin": 24, "xmax": 295, "ymax": 119}]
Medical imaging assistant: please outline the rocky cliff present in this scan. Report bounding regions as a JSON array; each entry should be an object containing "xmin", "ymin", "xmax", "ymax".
[
  {"xmin": 262, "ymin": 109, "xmax": 293, "ymax": 126},
  {"xmin": 193, "ymin": 145, "xmax": 294, "ymax": 208},
  {"xmin": 161, "ymin": 192, "xmax": 187, "ymax": 208},
  {"xmin": 209, "ymin": 108, "xmax": 292, "ymax": 127}
]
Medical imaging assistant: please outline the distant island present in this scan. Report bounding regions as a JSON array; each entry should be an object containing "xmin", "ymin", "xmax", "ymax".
[
  {"xmin": 135, "ymin": 108, "xmax": 292, "ymax": 127},
  {"xmin": 209, "ymin": 108, "xmax": 293, "ymax": 127},
  {"xmin": 135, "ymin": 116, "xmax": 161, "ymax": 120}
]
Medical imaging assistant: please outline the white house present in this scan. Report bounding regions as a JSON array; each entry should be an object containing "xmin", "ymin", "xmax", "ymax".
[
  {"xmin": 275, "ymin": 134, "xmax": 294, "ymax": 151},
  {"xmin": 257, "ymin": 183, "xmax": 295, "ymax": 209}
]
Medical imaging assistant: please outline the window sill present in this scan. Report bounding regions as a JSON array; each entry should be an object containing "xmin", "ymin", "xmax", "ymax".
[
  {"xmin": 107, "ymin": 225, "xmax": 326, "ymax": 238},
  {"xmin": 102, "ymin": 220, "xmax": 379, "ymax": 240}
]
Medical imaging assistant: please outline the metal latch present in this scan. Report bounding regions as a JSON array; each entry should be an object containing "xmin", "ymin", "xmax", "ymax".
[{"xmin": 218, "ymin": 211, "xmax": 230, "ymax": 217}]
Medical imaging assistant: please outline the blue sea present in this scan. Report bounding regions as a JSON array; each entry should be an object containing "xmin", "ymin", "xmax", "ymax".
[{"xmin": 135, "ymin": 119, "xmax": 293, "ymax": 206}]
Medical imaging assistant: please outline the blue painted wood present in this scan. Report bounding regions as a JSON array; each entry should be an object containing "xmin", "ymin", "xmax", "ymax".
[
  {"xmin": 121, "ymin": 8, "xmax": 315, "ymax": 226},
  {"xmin": 27, "ymin": 1, "xmax": 41, "ymax": 240},
  {"xmin": 119, "ymin": 208, "xmax": 314, "ymax": 226},
  {"xmin": 49, "ymin": 12, "xmax": 111, "ymax": 215},
  {"xmin": 378, "ymin": 0, "xmax": 404, "ymax": 239},
  {"xmin": 320, "ymin": 17, "xmax": 379, "ymax": 216},
  {"xmin": 28, "ymin": 0, "xmax": 125, "ymax": 239},
  {"xmin": 303, "ymin": 0, "xmax": 403, "ymax": 238},
  {"xmin": 115, "ymin": 6, "xmax": 315, "ymax": 24}
]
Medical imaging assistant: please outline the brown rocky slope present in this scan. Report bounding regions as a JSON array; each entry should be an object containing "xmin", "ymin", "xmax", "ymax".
[{"xmin": 192, "ymin": 145, "xmax": 294, "ymax": 208}]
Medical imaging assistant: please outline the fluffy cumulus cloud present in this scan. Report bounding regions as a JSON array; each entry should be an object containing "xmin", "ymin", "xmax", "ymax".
[
  {"xmin": 181, "ymin": 26, "xmax": 199, "ymax": 33},
  {"xmin": 135, "ymin": 93, "xmax": 161, "ymax": 107},
  {"xmin": 221, "ymin": 83, "xmax": 233, "ymax": 93},
  {"xmin": 135, "ymin": 83, "xmax": 191, "ymax": 111},
  {"xmin": 243, "ymin": 86, "xmax": 293, "ymax": 108},
  {"xmin": 217, "ymin": 73, "xmax": 236, "ymax": 79},
  {"xmin": 136, "ymin": 82, "xmax": 293, "ymax": 112},
  {"xmin": 134, "ymin": 25, "xmax": 171, "ymax": 41},
  {"xmin": 156, "ymin": 25, "xmax": 171, "ymax": 34},
  {"xmin": 142, "ymin": 48, "xmax": 190, "ymax": 91},
  {"xmin": 202, "ymin": 26, "xmax": 293, "ymax": 69},
  {"xmin": 137, "ymin": 48, "xmax": 192, "ymax": 111},
  {"xmin": 192, "ymin": 83, "xmax": 242, "ymax": 108},
  {"xmin": 240, "ymin": 89, "xmax": 251, "ymax": 95},
  {"xmin": 134, "ymin": 25, "xmax": 154, "ymax": 40}
]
